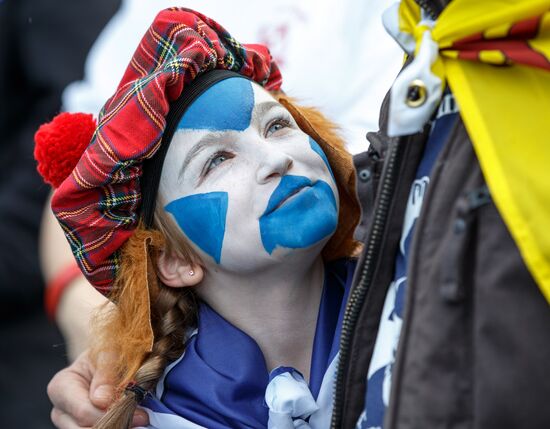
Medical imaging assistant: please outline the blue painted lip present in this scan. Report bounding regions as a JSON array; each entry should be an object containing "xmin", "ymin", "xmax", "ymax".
[
  {"xmin": 259, "ymin": 177, "xmax": 338, "ymax": 254},
  {"xmin": 262, "ymin": 176, "xmax": 313, "ymax": 216}
]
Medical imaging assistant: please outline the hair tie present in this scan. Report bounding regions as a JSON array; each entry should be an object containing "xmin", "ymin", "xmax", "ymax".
[{"xmin": 125, "ymin": 382, "xmax": 148, "ymax": 403}]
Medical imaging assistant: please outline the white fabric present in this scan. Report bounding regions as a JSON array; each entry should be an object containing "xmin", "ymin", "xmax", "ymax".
[
  {"xmin": 381, "ymin": 3, "xmax": 416, "ymax": 54},
  {"xmin": 387, "ymin": 30, "xmax": 441, "ymax": 137},
  {"xmin": 62, "ymin": 0, "xmax": 403, "ymax": 154},
  {"xmin": 383, "ymin": 6, "xmax": 442, "ymax": 137},
  {"xmin": 307, "ymin": 352, "xmax": 339, "ymax": 428},
  {"xmin": 264, "ymin": 352, "xmax": 340, "ymax": 429},
  {"xmin": 138, "ymin": 408, "xmax": 207, "ymax": 429},
  {"xmin": 266, "ymin": 369, "xmax": 319, "ymax": 429},
  {"xmin": 278, "ymin": 0, "xmax": 404, "ymax": 153}
]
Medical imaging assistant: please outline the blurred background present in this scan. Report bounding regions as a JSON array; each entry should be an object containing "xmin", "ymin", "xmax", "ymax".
[
  {"xmin": 0, "ymin": 1, "xmax": 119, "ymax": 427},
  {"xmin": 0, "ymin": 0, "xmax": 402, "ymax": 426}
]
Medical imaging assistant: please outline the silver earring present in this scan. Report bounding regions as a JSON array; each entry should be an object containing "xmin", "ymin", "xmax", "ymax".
[{"xmin": 188, "ymin": 270, "xmax": 195, "ymax": 276}]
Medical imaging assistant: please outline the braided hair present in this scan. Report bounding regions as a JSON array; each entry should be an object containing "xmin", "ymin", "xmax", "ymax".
[{"xmin": 92, "ymin": 220, "xmax": 199, "ymax": 429}]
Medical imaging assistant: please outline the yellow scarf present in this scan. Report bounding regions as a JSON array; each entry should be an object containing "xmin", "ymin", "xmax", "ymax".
[{"xmin": 393, "ymin": 0, "xmax": 550, "ymax": 303}]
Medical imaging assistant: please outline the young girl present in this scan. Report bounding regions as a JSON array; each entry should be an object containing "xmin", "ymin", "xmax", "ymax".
[{"xmin": 35, "ymin": 8, "xmax": 360, "ymax": 429}]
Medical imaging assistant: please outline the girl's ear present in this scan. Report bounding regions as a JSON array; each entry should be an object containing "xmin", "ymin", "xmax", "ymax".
[{"xmin": 157, "ymin": 250, "xmax": 204, "ymax": 288}]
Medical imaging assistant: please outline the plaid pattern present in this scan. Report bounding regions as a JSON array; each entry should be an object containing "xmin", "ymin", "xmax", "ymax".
[{"xmin": 52, "ymin": 8, "xmax": 282, "ymax": 294}]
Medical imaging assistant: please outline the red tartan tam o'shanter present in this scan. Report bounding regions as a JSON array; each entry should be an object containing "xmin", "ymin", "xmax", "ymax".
[{"xmin": 34, "ymin": 8, "xmax": 282, "ymax": 295}]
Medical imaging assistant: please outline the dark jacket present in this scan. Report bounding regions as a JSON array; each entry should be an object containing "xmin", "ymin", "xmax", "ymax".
[
  {"xmin": 331, "ymin": 1, "xmax": 550, "ymax": 427},
  {"xmin": 0, "ymin": 0, "xmax": 118, "ymax": 426}
]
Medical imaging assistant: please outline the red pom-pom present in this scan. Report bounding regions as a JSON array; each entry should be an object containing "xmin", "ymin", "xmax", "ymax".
[{"xmin": 34, "ymin": 112, "xmax": 97, "ymax": 188}]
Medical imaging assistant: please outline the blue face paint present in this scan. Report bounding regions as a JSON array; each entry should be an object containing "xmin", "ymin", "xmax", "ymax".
[
  {"xmin": 262, "ymin": 175, "xmax": 312, "ymax": 215},
  {"xmin": 259, "ymin": 175, "xmax": 338, "ymax": 254},
  {"xmin": 309, "ymin": 137, "xmax": 335, "ymax": 181},
  {"xmin": 177, "ymin": 78, "xmax": 255, "ymax": 131},
  {"xmin": 165, "ymin": 192, "xmax": 228, "ymax": 264}
]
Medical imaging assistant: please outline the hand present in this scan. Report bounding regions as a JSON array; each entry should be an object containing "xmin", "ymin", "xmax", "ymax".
[{"xmin": 48, "ymin": 350, "xmax": 149, "ymax": 428}]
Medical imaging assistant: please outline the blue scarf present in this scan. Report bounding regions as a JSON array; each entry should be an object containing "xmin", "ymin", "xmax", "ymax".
[{"xmin": 140, "ymin": 259, "xmax": 356, "ymax": 429}]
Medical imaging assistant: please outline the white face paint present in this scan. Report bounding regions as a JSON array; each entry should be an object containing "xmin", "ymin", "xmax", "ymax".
[{"xmin": 159, "ymin": 77, "xmax": 339, "ymax": 273}]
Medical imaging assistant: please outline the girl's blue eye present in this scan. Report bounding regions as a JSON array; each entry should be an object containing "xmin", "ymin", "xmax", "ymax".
[
  {"xmin": 266, "ymin": 118, "xmax": 292, "ymax": 137},
  {"xmin": 268, "ymin": 123, "xmax": 284, "ymax": 134},
  {"xmin": 207, "ymin": 153, "xmax": 230, "ymax": 172}
]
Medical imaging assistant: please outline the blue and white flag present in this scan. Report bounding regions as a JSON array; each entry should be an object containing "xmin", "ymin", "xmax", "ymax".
[{"xmin": 139, "ymin": 259, "xmax": 356, "ymax": 429}]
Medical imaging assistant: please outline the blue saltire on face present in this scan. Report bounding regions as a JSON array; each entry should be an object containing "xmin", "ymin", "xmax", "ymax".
[
  {"xmin": 165, "ymin": 192, "xmax": 228, "ymax": 264},
  {"xmin": 177, "ymin": 78, "xmax": 254, "ymax": 132},
  {"xmin": 160, "ymin": 77, "xmax": 339, "ymax": 266},
  {"xmin": 257, "ymin": 140, "xmax": 337, "ymax": 254},
  {"xmin": 163, "ymin": 78, "xmax": 255, "ymax": 263},
  {"xmin": 309, "ymin": 137, "xmax": 335, "ymax": 181},
  {"xmin": 259, "ymin": 175, "xmax": 338, "ymax": 254}
]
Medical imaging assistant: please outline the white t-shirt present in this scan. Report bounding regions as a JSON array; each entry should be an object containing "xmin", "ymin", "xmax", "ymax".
[{"xmin": 63, "ymin": 0, "xmax": 403, "ymax": 154}]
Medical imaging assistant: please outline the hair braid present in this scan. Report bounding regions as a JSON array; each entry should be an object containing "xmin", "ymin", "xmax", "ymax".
[{"xmin": 92, "ymin": 228, "xmax": 198, "ymax": 429}]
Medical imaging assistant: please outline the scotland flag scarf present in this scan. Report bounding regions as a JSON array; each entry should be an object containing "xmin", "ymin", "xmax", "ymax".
[{"xmin": 139, "ymin": 259, "xmax": 356, "ymax": 428}]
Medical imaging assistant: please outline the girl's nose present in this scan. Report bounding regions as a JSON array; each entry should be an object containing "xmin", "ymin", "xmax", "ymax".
[{"xmin": 255, "ymin": 146, "xmax": 293, "ymax": 184}]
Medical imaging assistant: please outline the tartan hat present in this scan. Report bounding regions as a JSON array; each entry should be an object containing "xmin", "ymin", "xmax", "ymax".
[{"xmin": 35, "ymin": 8, "xmax": 282, "ymax": 294}]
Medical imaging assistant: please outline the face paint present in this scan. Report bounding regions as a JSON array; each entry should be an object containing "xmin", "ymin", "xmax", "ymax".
[
  {"xmin": 162, "ymin": 78, "xmax": 254, "ymax": 264},
  {"xmin": 159, "ymin": 79, "xmax": 340, "ymax": 269},
  {"xmin": 177, "ymin": 78, "xmax": 255, "ymax": 131},
  {"xmin": 165, "ymin": 192, "xmax": 228, "ymax": 264},
  {"xmin": 309, "ymin": 137, "xmax": 335, "ymax": 181},
  {"xmin": 259, "ymin": 175, "xmax": 338, "ymax": 254}
]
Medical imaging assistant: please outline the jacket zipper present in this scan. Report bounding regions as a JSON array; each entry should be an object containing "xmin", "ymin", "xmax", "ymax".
[
  {"xmin": 330, "ymin": 2, "xmax": 441, "ymax": 426},
  {"xmin": 331, "ymin": 139, "xmax": 404, "ymax": 428}
]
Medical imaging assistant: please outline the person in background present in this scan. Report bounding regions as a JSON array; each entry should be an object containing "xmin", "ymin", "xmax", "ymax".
[
  {"xmin": 0, "ymin": 0, "xmax": 119, "ymax": 427},
  {"xmin": 60, "ymin": 0, "xmax": 401, "ymax": 155}
]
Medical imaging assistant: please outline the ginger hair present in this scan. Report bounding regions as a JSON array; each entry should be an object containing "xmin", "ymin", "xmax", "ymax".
[
  {"xmin": 91, "ymin": 213, "xmax": 200, "ymax": 429},
  {"xmin": 90, "ymin": 97, "xmax": 361, "ymax": 429}
]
